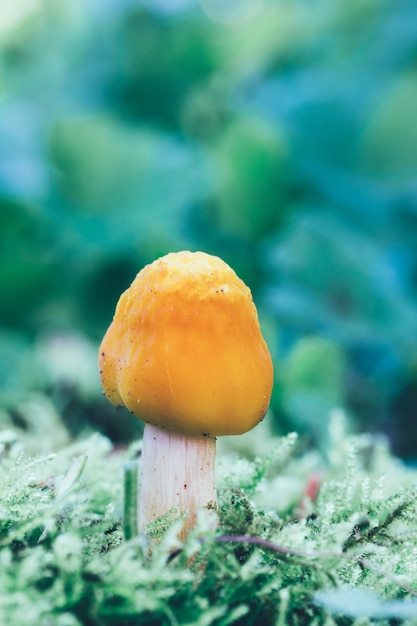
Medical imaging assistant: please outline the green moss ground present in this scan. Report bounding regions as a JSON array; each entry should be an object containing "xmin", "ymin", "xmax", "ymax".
[{"xmin": 1, "ymin": 411, "xmax": 417, "ymax": 625}]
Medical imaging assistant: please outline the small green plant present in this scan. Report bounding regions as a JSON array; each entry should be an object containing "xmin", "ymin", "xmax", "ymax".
[{"xmin": 1, "ymin": 414, "xmax": 417, "ymax": 625}]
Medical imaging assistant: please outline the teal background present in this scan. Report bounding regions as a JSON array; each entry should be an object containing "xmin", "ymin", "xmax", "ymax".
[{"xmin": 1, "ymin": 0, "xmax": 417, "ymax": 456}]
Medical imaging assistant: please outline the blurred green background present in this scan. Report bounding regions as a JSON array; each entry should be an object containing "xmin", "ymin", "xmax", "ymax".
[{"xmin": 1, "ymin": 0, "xmax": 417, "ymax": 457}]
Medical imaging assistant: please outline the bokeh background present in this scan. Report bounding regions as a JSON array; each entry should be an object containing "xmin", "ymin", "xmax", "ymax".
[{"xmin": 1, "ymin": 0, "xmax": 417, "ymax": 457}]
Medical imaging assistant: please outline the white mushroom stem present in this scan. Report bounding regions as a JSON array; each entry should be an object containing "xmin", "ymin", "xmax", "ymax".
[{"xmin": 138, "ymin": 423, "xmax": 218, "ymax": 541}]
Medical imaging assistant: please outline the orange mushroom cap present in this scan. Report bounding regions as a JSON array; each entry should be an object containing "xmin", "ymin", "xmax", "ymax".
[{"xmin": 99, "ymin": 251, "xmax": 273, "ymax": 436}]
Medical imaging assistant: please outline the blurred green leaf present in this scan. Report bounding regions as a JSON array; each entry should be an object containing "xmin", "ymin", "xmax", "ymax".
[
  {"xmin": 213, "ymin": 115, "xmax": 290, "ymax": 238},
  {"xmin": 361, "ymin": 71, "xmax": 417, "ymax": 180}
]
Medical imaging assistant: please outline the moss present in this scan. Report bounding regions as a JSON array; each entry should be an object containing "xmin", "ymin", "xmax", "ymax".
[{"xmin": 1, "ymin": 422, "xmax": 417, "ymax": 625}]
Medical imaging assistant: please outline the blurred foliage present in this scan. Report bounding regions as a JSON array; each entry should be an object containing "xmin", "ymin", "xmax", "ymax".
[{"xmin": 1, "ymin": 0, "xmax": 417, "ymax": 455}]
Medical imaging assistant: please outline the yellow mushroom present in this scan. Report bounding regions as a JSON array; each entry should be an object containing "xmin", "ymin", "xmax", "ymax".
[{"xmin": 99, "ymin": 251, "xmax": 273, "ymax": 540}]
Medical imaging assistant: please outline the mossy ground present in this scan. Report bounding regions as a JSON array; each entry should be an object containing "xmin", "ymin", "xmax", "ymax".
[{"xmin": 1, "ymin": 411, "xmax": 417, "ymax": 625}]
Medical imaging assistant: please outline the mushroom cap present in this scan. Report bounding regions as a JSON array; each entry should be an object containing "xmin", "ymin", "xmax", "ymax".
[{"xmin": 99, "ymin": 251, "xmax": 273, "ymax": 436}]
